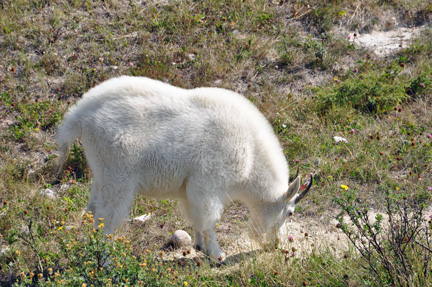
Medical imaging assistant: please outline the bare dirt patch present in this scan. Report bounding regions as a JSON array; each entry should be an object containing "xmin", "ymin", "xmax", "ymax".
[
  {"xmin": 156, "ymin": 203, "xmax": 351, "ymax": 265},
  {"xmin": 158, "ymin": 201, "xmax": 432, "ymax": 266},
  {"xmin": 349, "ymin": 25, "xmax": 425, "ymax": 56}
]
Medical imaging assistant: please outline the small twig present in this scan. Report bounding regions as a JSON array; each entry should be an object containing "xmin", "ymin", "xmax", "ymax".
[
  {"xmin": 292, "ymin": 10, "xmax": 312, "ymax": 20},
  {"xmin": 112, "ymin": 32, "xmax": 138, "ymax": 40},
  {"xmin": 415, "ymin": 240, "xmax": 432, "ymax": 253},
  {"xmin": 18, "ymin": 234, "xmax": 44, "ymax": 273},
  {"xmin": 344, "ymin": 144, "xmax": 355, "ymax": 160},
  {"xmin": 348, "ymin": 3, "xmax": 361, "ymax": 26},
  {"xmin": 277, "ymin": 100, "xmax": 298, "ymax": 114}
]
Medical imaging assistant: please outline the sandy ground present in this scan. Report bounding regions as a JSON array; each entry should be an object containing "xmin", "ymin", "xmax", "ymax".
[
  {"xmin": 348, "ymin": 25, "xmax": 425, "ymax": 56},
  {"xmin": 156, "ymin": 202, "xmax": 351, "ymax": 265},
  {"xmin": 157, "ymin": 202, "xmax": 432, "ymax": 267}
]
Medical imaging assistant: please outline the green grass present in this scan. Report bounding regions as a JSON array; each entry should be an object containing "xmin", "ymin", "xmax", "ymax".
[{"xmin": 0, "ymin": 0, "xmax": 432, "ymax": 286}]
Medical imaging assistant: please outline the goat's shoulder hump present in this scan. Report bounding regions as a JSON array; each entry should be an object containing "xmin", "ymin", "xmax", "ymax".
[
  {"xmin": 189, "ymin": 87, "xmax": 262, "ymax": 116},
  {"xmin": 83, "ymin": 76, "xmax": 184, "ymax": 100}
]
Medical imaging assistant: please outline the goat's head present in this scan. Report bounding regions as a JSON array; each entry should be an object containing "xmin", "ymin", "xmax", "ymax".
[{"xmin": 252, "ymin": 168, "xmax": 313, "ymax": 245}]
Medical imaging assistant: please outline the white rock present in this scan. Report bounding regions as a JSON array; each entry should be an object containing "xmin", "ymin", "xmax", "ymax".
[
  {"xmin": 170, "ymin": 230, "xmax": 192, "ymax": 247},
  {"xmin": 132, "ymin": 213, "xmax": 151, "ymax": 222},
  {"xmin": 333, "ymin": 136, "xmax": 347, "ymax": 144},
  {"xmin": 39, "ymin": 189, "xmax": 56, "ymax": 198},
  {"xmin": 355, "ymin": 25, "xmax": 424, "ymax": 56},
  {"xmin": 60, "ymin": 184, "xmax": 70, "ymax": 191},
  {"xmin": 0, "ymin": 247, "xmax": 10, "ymax": 255},
  {"xmin": 188, "ymin": 53, "xmax": 196, "ymax": 61}
]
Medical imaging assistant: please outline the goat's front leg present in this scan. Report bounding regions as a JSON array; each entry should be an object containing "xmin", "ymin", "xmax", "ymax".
[
  {"xmin": 194, "ymin": 227, "xmax": 225, "ymax": 261},
  {"xmin": 194, "ymin": 230, "xmax": 204, "ymax": 251},
  {"xmin": 202, "ymin": 222, "xmax": 226, "ymax": 262}
]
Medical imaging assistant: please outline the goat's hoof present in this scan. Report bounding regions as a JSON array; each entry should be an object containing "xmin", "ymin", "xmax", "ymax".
[
  {"xmin": 210, "ymin": 251, "xmax": 226, "ymax": 263},
  {"xmin": 194, "ymin": 244, "xmax": 202, "ymax": 251}
]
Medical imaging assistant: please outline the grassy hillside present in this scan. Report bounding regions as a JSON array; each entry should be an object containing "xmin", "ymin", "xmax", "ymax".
[{"xmin": 1, "ymin": 0, "xmax": 432, "ymax": 286}]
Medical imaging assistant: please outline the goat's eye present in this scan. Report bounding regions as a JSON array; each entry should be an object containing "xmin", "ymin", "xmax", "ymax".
[{"xmin": 287, "ymin": 212, "xmax": 293, "ymax": 217}]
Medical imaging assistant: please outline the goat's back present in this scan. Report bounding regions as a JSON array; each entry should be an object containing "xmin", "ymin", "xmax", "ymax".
[{"xmin": 57, "ymin": 76, "xmax": 288, "ymax": 200}]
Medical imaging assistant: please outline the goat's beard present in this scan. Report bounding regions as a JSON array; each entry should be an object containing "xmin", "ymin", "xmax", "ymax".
[{"xmin": 249, "ymin": 221, "xmax": 280, "ymax": 252}]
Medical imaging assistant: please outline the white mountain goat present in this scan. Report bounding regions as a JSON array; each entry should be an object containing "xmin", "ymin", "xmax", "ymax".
[{"xmin": 56, "ymin": 76, "xmax": 312, "ymax": 262}]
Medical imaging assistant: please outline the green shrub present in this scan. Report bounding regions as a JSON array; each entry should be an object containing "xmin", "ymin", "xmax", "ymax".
[
  {"xmin": 405, "ymin": 70, "xmax": 432, "ymax": 98},
  {"xmin": 10, "ymin": 212, "xmax": 196, "ymax": 286},
  {"xmin": 334, "ymin": 185, "xmax": 432, "ymax": 286},
  {"xmin": 314, "ymin": 64, "xmax": 407, "ymax": 115},
  {"xmin": 1, "ymin": 93, "xmax": 62, "ymax": 142}
]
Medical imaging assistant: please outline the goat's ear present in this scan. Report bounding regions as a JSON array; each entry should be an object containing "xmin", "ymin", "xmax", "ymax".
[{"xmin": 285, "ymin": 176, "xmax": 301, "ymax": 202}]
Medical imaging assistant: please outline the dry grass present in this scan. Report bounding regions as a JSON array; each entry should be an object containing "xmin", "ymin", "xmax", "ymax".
[{"xmin": 0, "ymin": 0, "xmax": 431, "ymax": 286}]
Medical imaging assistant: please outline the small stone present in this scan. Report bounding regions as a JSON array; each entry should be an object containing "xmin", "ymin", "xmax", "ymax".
[
  {"xmin": 132, "ymin": 214, "xmax": 151, "ymax": 222},
  {"xmin": 0, "ymin": 247, "xmax": 10, "ymax": 255},
  {"xmin": 333, "ymin": 136, "xmax": 347, "ymax": 144},
  {"xmin": 314, "ymin": 158, "xmax": 324, "ymax": 166},
  {"xmin": 170, "ymin": 230, "xmax": 192, "ymax": 248},
  {"xmin": 39, "ymin": 189, "xmax": 56, "ymax": 199},
  {"xmin": 188, "ymin": 54, "xmax": 196, "ymax": 61}
]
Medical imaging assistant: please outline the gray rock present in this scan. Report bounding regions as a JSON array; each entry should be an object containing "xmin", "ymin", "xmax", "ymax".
[
  {"xmin": 315, "ymin": 158, "xmax": 323, "ymax": 166},
  {"xmin": 39, "ymin": 189, "xmax": 56, "ymax": 199},
  {"xmin": 132, "ymin": 214, "xmax": 151, "ymax": 222},
  {"xmin": 0, "ymin": 247, "xmax": 10, "ymax": 255},
  {"xmin": 170, "ymin": 230, "xmax": 192, "ymax": 247},
  {"xmin": 333, "ymin": 136, "xmax": 347, "ymax": 143}
]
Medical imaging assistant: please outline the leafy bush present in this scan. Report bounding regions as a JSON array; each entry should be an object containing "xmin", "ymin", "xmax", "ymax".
[
  {"xmin": 1, "ymin": 93, "xmax": 62, "ymax": 142},
  {"xmin": 9, "ymin": 212, "xmax": 196, "ymax": 286},
  {"xmin": 314, "ymin": 63, "xmax": 407, "ymax": 115},
  {"xmin": 334, "ymin": 186, "xmax": 432, "ymax": 286},
  {"xmin": 62, "ymin": 144, "xmax": 89, "ymax": 181},
  {"xmin": 405, "ymin": 70, "xmax": 432, "ymax": 98}
]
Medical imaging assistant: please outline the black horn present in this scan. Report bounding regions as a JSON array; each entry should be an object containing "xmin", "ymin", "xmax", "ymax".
[{"xmin": 294, "ymin": 174, "xmax": 313, "ymax": 204}]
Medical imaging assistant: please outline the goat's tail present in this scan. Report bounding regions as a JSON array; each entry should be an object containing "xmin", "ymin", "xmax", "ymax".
[{"xmin": 55, "ymin": 108, "xmax": 82, "ymax": 177}]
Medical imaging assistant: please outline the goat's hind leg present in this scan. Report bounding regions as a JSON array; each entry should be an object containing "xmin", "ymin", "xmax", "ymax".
[{"xmin": 87, "ymin": 175, "xmax": 135, "ymax": 235}]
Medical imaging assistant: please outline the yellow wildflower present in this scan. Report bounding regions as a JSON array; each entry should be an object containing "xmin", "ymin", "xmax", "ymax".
[{"xmin": 340, "ymin": 185, "xmax": 349, "ymax": 190}]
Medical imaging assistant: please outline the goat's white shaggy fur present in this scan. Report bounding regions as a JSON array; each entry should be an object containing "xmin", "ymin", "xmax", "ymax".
[{"xmin": 56, "ymin": 76, "xmax": 311, "ymax": 261}]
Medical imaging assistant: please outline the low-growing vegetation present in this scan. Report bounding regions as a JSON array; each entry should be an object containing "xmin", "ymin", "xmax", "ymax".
[{"xmin": 1, "ymin": 0, "xmax": 431, "ymax": 286}]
